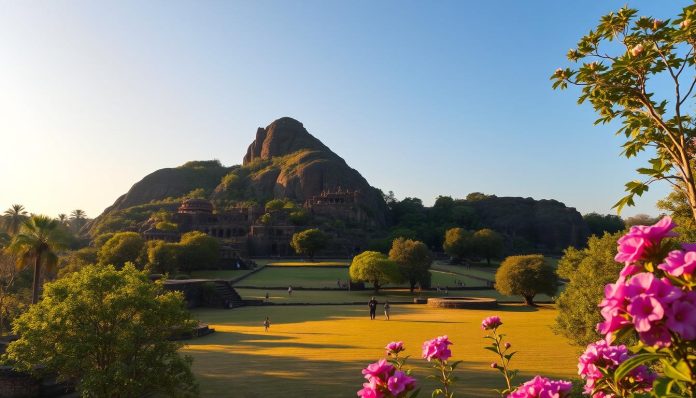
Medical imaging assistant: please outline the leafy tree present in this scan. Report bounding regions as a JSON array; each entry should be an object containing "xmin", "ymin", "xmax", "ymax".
[
  {"xmin": 58, "ymin": 247, "xmax": 98, "ymax": 278},
  {"xmin": 465, "ymin": 192, "xmax": 493, "ymax": 202},
  {"xmin": 57, "ymin": 214, "xmax": 69, "ymax": 226},
  {"xmin": 349, "ymin": 251, "xmax": 402, "ymax": 292},
  {"xmin": 552, "ymin": 5, "xmax": 696, "ymax": 222},
  {"xmin": 179, "ymin": 231, "xmax": 220, "ymax": 272},
  {"xmin": 388, "ymin": 238, "xmax": 433, "ymax": 292},
  {"xmin": 583, "ymin": 212, "xmax": 626, "ymax": 237},
  {"xmin": 147, "ymin": 241, "xmax": 183, "ymax": 274},
  {"xmin": 442, "ymin": 228, "xmax": 473, "ymax": 262},
  {"xmin": 554, "ymin": 232, "xmax": 624, "ymax": 346},
  {"xmin": 657, "ymin": 182, "xmax": 696, "ymax": 241},
  {"xmin": 8, "ymin": 215, "xmax": 68, "ymax": 304},
  {"xmin": 623, "ymin": 213, "xmax": 660, "ymax": 228},
  {"xmin": 259, "ymin": 213, "xmax": 272, "ymax": 225},
  {"xmin": 97, "ymin": 232, "xmax": 146, "ymax": 269},
  {"xmin": 3, "ymin": 204, "xmax": 28, "ymax": 235},
  {"xmin": 156, "ymin": 221, "xmax": 179, "ymax": 231},
  {"xmin": 289, "ymin": 209, "xmax": 309, "ymax": 225},
  {"xmin": 0, "ymin": 251, "xmax": 25, "ymax": 336},
  {"xmin": 472, "ymin": 228, "xmax": 504, "ymax": 265},
  {"xmin": 265, "ymin": 199, "xmax": 287, "ymax": 212},
  {"xmin": 290, "ymin": 229, "xmax": 329, "ymax": 260},
  {"xmin": 2, "ymin": 264, "xmax": 198, "ymax": 397},
  {"xmin": 494, "ymin": 254, "xmax": 558, "ymax": 306}
]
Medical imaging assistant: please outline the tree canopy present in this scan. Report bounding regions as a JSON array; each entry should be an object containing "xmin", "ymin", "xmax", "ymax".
[
  {"xmin": 388, "ymin": 237, "xmax": 433, "ymax": 291},
  {"xmin": 349, "ymin": 251, "xmax": 402, "ymax": 292},
  {"xmin": 472, "ymin": 228, "xmax": 504, "ymax": 265},
  {"xmin": 442, "ymin": 228, "xmax": 473, "ymax": 262},
  {"xmin": 97, "ymin": 231, "xmax": 146, "ymax": 269},
  {"xmin": 290, "ymin": 229, "xmax": 329, "ymax": 260},
  {"xmin": 495, "ymin": 255, "xmax": 558, "ymax": 306}
]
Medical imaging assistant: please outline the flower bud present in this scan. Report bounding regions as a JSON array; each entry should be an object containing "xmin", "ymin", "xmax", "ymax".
[
  {"xmin": 490, "ymin": 362, "xmax": 498, "ymax": 369},
  {"xmin": 504, "ymin": 342, "xmax": 511, "ymax": 349},
  {"xmin": 630, "ymin": 44, "xmax": 644, "ymax": 57}
]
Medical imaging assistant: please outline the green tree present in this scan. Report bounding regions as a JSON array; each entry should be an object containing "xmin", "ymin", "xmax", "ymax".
[
  {"xmin": 147, "ymin": 241, "xmax": 183, "ymax": 274},
  {"xmin": 2, "ymin": 264, "xmax": 198, "ymax": 397},
  {"xmin": 349, "ymin": 251, "xmax": 402, "ymax": 292},
  {"xmin": 657, "ymin": 183, "xmax": 696, "ymax": 241},
  {"xmin": 97, "ymin": 232, "xmax": 146, "ymax": 269},
  {"xmin": 583, "ymin": 212, "xmax": 626, "ymax": 237},
  {"xmin": 290, "ymin": 229, "xmax": 329, "ymax": 260},
  {"xmin": 69, "ymin": 209, "xmax": 88, "ymax": 234},
  {"xmin": 57, "ymin": 214, "xmax": 69, "ymax": 226},
  {"xmin": 388, "ymin": 237, "xmax": 433, "ymax": 292},
  {"xmin": 624, "ymin": 213, "xmax": 660, "ymax": 227},
  {"xmin": 179, "ymin": 231, "xmax": 220, "ymax": 272},
  {"xmin": 265, "ymin": 199, "xmax": 287, "ymax": 212},
  {"xmin": 442, "ymin": 228, "xmax": 473, "ymax": 262},
  {"xmin": 552, "ymin": 5, "xmax": 696, "ymax": 222},
  {"xmin": 554, "ymin": 232, "xmax": 624, "ymax": 346},
  {"xmin": 8, "ymin": 215, "xmax": 68, "ymax": 304},
  {"xmin": 472, "ymin": 228, "xmax": 504, "ymax": 265},
  {"xmin": 495, "ymin": 254, "xmax": 558, "ymax": 306},
  {"xmin": 3, "ymin": 204, "xmax": 28, "ymax": 235}
]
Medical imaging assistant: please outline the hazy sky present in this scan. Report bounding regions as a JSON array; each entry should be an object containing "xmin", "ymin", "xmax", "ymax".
[{"xmin": 0, "ymin": 1, "xmax": 688, "ymax": 219}]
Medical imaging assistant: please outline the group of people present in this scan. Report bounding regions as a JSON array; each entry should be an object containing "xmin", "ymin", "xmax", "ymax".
[{"xmin": 367, "ymin": 297, "xmax": 391, "ymax": 320}]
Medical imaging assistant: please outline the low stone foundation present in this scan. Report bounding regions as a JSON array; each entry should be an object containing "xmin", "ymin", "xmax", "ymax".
[{"xmin": 427, "ymin": 297, "xmax": 498, "ymax": 309}]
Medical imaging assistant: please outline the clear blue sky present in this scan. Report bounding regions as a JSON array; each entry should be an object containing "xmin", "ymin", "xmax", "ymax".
[{"xmin": 0, "ymin": 1, "xmax": 687, "ymax": 218}]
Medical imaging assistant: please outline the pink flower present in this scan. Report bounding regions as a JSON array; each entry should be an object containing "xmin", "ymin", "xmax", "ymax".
[
  {"xmin": 482, "ymin": 315, "xmax": 503, "ymax": 330},
  {"xmin": 357, "ymin": 379, "xmax": 383, "ymax": 398},
  {"xmin": 619, "ymin": 264, "xmax": 641, "ymax": 277},
  {"xmin": 385, "ymin": 341, "xmax": 405, "ymax": 356},
  {"xmin": 507, "ymin": 375, "xmax": 572, "ymax": 398},
  {"xmin": 658, "ymin": 250, "xmax": 696, "ymax": 277},
  {"xmin": 638, "ymin": 323, "xmax": 672, "ymax": 347},
  {"xmin": 361, "ymin": 359, "xmax": 394, "ymax": 382},
  {"xmin": 578, "ymin": 339, "xmax": 655, "ymax": 395},
  {"xmin": 615, "ymin": 236, "xmax": 648, "ymax": 263},
  {"xmin": 628, "ymin": 295, "xmax": 664, "ymax": 332},
  {"xmin": 386, "ymin": 370, "xmax": 416, "ymax": 396},
  {"xmin": 666, "ymin": 295, "xmax": 696, "ymax": 340},
  {"xmin": 615, "ymin": 216, "xmax": 676, "ymax": 263},
  {"xmin": 422, "ymin": 335, "xmax": 453, "ymax": 362}
]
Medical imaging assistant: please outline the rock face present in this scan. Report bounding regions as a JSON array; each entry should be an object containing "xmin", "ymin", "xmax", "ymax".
[
  {"xmin": 467, "ymin": 197, "xmax": 589, "ymax": 252},
  {"xmin": 243, "ymin": 118, "xmax": 329, "ymax": 164}
]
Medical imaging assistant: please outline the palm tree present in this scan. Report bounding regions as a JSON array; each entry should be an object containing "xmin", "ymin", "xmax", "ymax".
[
  {"xmin": 57, "ymin": 213, "xmax": 68, "ymax": 225},
  {"xmin": 9, "ymin": 215, "xmax": 67, "ymax": 304},
  {"xmin": 69, "ymin": 209, "xmax": 87, "ymax": 234},
  {"xmin": 3, "ymin": 204, "xmax": 28, "ymax": 235}
]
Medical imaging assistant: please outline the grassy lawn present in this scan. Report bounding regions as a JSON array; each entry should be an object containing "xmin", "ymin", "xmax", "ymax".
[
  {"xmin": 266, "ymin": 260, "xmax": 349, "ymax": 267},
  {"xmin": 185, "ymin": 304, "xmax": 579, "ymax": 397},
  {"xmin": 234, "ymin": 288, "xmax": 554, "ymax": 304},
  {"xmin": 189, "ymin": 269, "xmax": 255, "ymax": 280}
]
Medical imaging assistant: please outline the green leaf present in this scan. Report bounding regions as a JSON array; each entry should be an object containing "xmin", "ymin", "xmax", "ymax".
[
  {"xmin": 662, "ymin": 359, "xmax": 693, "ymax": 382},
  {"xmin": 408, "ymin": 388, "xmax": 421, "ymax": 398},
  {"xmin": 614, "ymin": 353, "xmax": 663, "ymax": 384},
  {"xmin": 504, "ymin": 351, "xmax": 517, "ymax": 361},
  {"xmin": 483, "ymin": 347, "xmax": 498, "ymax": 354}
]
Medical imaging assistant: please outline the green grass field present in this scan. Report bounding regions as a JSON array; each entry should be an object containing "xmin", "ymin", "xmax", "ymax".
[{"xmin": 185, "ymin": 304, "xmax": 579, "ymax": 397}]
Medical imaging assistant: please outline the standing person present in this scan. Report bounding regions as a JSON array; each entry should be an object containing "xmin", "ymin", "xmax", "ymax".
[
  {"xmin": 288, "ymin": 286, "xmax": 293, "ymax": 296},
  {"xmin": 264, "ymin": 316, "xmax": 270, "ymax": 332},
  {"xmin": 368, "ymin": 297, "xmax": 378, "ymax": 320},
  {"xmin": 384, "ymin": 300, "xmax": 391, "ymax": 320},
  {"xmin": 265, "ymin": 292, "xmax": 269, "ymax": 302}
]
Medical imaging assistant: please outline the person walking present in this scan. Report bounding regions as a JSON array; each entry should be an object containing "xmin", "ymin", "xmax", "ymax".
[
  {"xmin": 263, "ymin": 316, "xmax": 270, "ymax": 332},
  {"xmin": 384, "ymin": 300, "xmax": 391, "ymax": 320},
  {"xmin": 265, "ymin": 292, "xmax": 269, "ymax": 302},
  {"xmin": 368, "ymin": 297, "xmax": 378, "ymax": 320},
  {"xmin": 288, "ymin": 286, "xmax": 293, "ymax": 296}
]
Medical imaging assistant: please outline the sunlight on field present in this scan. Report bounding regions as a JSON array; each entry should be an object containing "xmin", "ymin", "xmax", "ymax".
[
  {"xmin": 184, "ymin": 304, "xmax": 579, "ymax": 397},
  {"xmin": 267, "ymin": 261, "xmax": 349, "ymax": 267}
]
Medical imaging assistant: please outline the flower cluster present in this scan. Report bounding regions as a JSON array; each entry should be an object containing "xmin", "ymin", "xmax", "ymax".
[
  {"xmin": 385, "ymin": 341, "xmax": 405, "ymax": 356},
  {"xmin": 422, "ymin": 335, "xmax": 453, "ymax": 362},
  {"xmin": 578, "ymin": 339, "xmax": 655, "ymax": 396},
  {"xmin": 481, "ymin": 315, "xmax": 503, "ymax": 330},
  {"xmin": 507, "ymin": 376, "xmax": 572, "ymax": 398},
  {"xmin": 358, "ymin": 359, "xmax": 417, "ymax": 398},
  {"xmin": 599, "ymin": 216, "xmax": 696, "ymax": 347}
]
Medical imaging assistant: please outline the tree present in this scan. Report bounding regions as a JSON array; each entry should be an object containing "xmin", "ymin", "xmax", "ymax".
[
  {"xmin": 657, "ymin": 182, "xmax": 696, "ymax": 241},
  {"xmin": 8, "ymin": 215, "xmax": 68, "ymax": 304},
  {"xmin": 554, "ymin": 232, "xmax": 624, "ymax": 346},
  {"xmin": 179, "ymin": 231, "xmax": 220, "ymax": 272},
  {"xmin": 3, "ymin": 204, "xmax": 28, "ymax": 235},
  {"xmin": 57, "ymin": 214, "xmax": 68, "ymax": 226},
  {"xmin": 2, "ymin": 264, "xmax": 198, "ymax": 397},
  {"xmin": 552, "ymin": 5, "xmax": 696, "ymax": 222},
  {"xmin": 290, "ymin": 229, "xmax": 329, "ymax": 260},
  {"xmin": 624, "ymin": 213, "xmax": 660, "ymax": 227},
  {"xmin": 349, "ymin": 251, "xmax": 402, "ymax": 292},
  {"xmin": 583, "ymin": 212, "xmax": 625, "ymax": 237},
  {"xmin": 388, "ymin": 238, "xmax": 433, "ymax": 292},
  {"xmin": 147, "ymin": 241, "xmax": 183, "ymax": 275},
  {"xmin": 442, "ymin": 228, "xmax": 473, "ymax": 262},
  {"xmin": 97, "ymin": 232, "xmax": 146, "ymax": 269},
  {"xmin": 265, "ymin": 199, "xmax": 287, "ymax": 212},
  {"xmin": 0, "ymin": 250, "xmax": 25, "ymax": 336},
  {"xmin": 69, "ymin": 209, "xmax": 87, "ymax": 234},
  {"xmin": 472, "ymin": 228, "xmax": 504, "ymax": 265},
  {"xmin": 494, "ymin": 255, "xmax": 558, "ymax": 306}
]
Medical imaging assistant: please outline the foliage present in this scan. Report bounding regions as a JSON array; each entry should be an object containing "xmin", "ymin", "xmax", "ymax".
[
  {"xmin": 69, "ymin": 209, "xmax": 88, "ymax": 235},
  {"xmin": 388, "ymin": 237, "xmax": 433, "ymax": 291},
  {"xmin": 624, "ymin": 213, "xmax": 660, "ymax": 227},
  {"xmin": 494, "ymin": 255, "xmax": 558, "ymax": 306},
  {"xmin": 554, "ymin": 232, "xmax": 625, "ymax": 346},
  {"xmin": 57, "ymin": 247, "xmax": 98, "ymax": 278},
  {"xmin": 289, "ymin": 209, "xmax": 309, "ymax": 225},
  {"xmin": 552, "ymin": 5, "xmax": 696, "ymax": 222},
  {"xmin": 657, "ymin": 182, "xmax": 696, "ymax": 241},
  {"xmin": 179, "ymin": 231, "xmax": 220, "ymax": 272},
  {"xmin": 8, "ymin": 215, "xmax": 70, "ymax": 304},
  {"xmin": 481, "ymin": 316, "xmax": 520, "ymax": 396},
  {"xmin": 443, "ymin": 228, "xmax": 473, "ymax": 262},
  {"xmin": 290, "ymin": 229, "xmax": 329, "ymax": 260},
  {"xmin": 2, "ymin": 264, "xmax": 198, "ymax": 397},
  {"xmin": 3, "ymin": 204, "xmax": 28, "ymax": 235},
  {"xmin": 472, "ymin": 229, "xmax": 504, "ymax": 265},
  {"xmin": 0, "ymin": 252, "xmax": 27, "ymax": 336},
  {"xmin": 147, "ymin": 240, "xmax": 184, "ymax": 274},
  {"xmin": 349, "ymin": 251, "xmax": 402, "ymax": 292},
  {"xmin": 265, "ymin": 199, "xmax": 287, "ymax": 212},
  {"xmin": 157, "ymin": 221, "xmax": 179, "ymax": 231},
  {"xmin": 97, "ymin": 231, "xmax": 146, "ymax": 269},
  {"xmin": 583, "ymin": 212, "xmax": 626, "ymax": 237}
]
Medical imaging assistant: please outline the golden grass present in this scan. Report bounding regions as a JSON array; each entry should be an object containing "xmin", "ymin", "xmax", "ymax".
[
  {"xmin": 184, "ymin": 304, "xmax": 580, "ymax": 397},
  {"xmin": 267, "ymin": 261, "xmax": 349, "ymax": 267}
]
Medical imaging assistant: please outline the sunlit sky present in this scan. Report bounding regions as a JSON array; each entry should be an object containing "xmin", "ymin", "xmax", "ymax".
[{"xmin": 0, "ymin": 1, "xmax": 688, "ymax": 219}]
